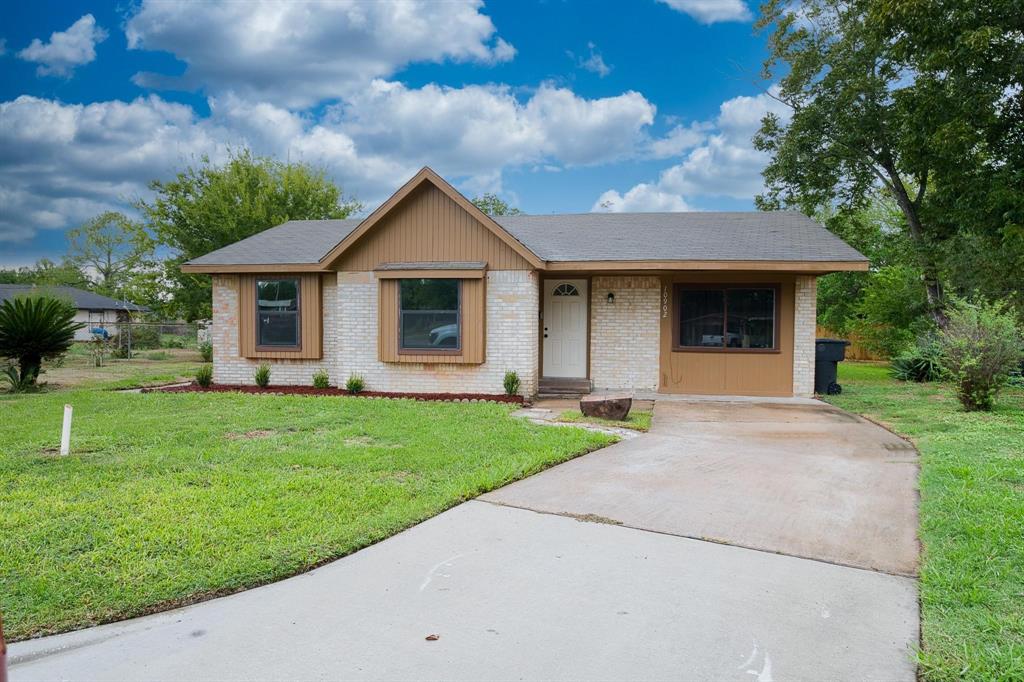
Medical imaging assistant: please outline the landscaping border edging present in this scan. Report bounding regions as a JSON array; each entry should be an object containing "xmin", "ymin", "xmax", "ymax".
[{"xmin": 141, "ymin": 382, "xmax": 525, "ymax": 404}]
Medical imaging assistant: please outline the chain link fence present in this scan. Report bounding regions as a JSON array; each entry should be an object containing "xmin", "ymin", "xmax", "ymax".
[{"xmin": 86, "ymin": 321, "xmax": 210, "ymax": 359}]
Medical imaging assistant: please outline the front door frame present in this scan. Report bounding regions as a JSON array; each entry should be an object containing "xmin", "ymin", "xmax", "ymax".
[{"xmin": 539, "ymin": 275, "xmax": 592, "ymax": 379}]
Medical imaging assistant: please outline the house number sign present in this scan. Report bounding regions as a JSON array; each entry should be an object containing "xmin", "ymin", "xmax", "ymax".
[{"xmin": 662, "ymin": 285, "xmax": 670, "ymax": 319}]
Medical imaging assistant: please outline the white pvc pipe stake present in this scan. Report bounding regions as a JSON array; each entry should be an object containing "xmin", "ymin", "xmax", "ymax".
[{"xmin": 60, "ymin": 404, "xmax": 73, "ymax": 456}]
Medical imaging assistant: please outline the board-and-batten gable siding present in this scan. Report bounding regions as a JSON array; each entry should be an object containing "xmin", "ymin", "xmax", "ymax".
[
  {"xmin": 238, "ymin": 273, "xmax": 323, "ymax": 359},
  {"xmin": 377, "ymin": 276, "xmax": 486, "ymax": 364},
  {"xmin": 334, "ymin": 184, "xmax": 534, "ymax": 272}
]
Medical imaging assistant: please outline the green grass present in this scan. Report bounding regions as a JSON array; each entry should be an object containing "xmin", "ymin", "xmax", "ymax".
[
  {"xmin": 556, "ymin": 409, "xmax": 653, "ymax": 432},
  {"xmin": 0, "ymin": 390, "xmax": 614, "ymax": 640},
  {"xmin": 826, "ymin": 362, "xmax": 1024, "ymax": 681},
  {"xmin": 20, "ymin": 344, "xmax": 202, "ymax": 392}
]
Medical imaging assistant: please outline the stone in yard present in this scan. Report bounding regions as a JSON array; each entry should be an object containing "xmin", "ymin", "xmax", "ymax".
[{"xmin": 580, "ymin": 393, "xmax": 633, "ymax": 421}]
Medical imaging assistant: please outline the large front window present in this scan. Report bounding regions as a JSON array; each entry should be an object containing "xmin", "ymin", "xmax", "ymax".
[
  {"xmin": 257, "ymin": 278, "xmax": 300, "ymax": 347},
  {"xmin": 676, "ymin": 285, "xmax": 777, "ymax": 351},
  {"xmin": 400, "ymin": 278, "xmax": 460, "ymax": 351}
]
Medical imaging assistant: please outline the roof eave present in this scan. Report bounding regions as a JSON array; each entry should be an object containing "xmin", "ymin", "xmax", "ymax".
[
  {"xmin": 180, "ymin": 262, "xmax": 328, "ymax": 274},
  {"xmin": 543, "ymin": 259, "xmax": 869, "ymax": 272}
]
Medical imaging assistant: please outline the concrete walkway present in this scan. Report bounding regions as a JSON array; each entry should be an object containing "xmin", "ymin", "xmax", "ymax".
[{"xmin": 9, "ymin": 399, "xmax": 920, "ymax": 681}]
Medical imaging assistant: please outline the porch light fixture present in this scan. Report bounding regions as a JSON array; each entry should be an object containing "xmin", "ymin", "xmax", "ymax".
[{"xmin": 607, "ymin": 292, "xmax": 615, "ymax": 304}]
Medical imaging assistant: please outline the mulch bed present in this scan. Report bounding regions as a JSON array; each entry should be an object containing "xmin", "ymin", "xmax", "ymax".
[{"xmin": 141, "ymin": 382, "xmax": 524, "ymax": 404}]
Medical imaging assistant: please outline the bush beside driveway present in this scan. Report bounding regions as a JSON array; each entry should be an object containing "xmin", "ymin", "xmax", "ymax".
[{"xmin": 0, "ymin": 390, "xmax": 612, "ymax": 640}]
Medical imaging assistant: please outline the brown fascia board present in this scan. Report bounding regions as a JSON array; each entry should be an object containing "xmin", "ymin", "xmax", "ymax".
[{"xmin": 318, "ymin": 167, "xmax": 545, "ymax": 269}]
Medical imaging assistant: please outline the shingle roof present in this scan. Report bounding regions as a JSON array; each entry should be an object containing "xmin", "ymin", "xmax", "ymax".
[
  {"xmin": 493, "ymin": 211, "xmax": 866, "ymax": 263},
  {"xmin": 0, "ymin": 284, "xmax": 149, "ymax": 311},
  {"xmin": 185, "ymin": 219, "xmax": 362, "ymax": 266},
  {"xmin": 183, "ymin": 211, "xmax": 866, "ymax": 267}
]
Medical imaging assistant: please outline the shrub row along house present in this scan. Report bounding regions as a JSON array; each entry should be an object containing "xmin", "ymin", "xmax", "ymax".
[{"xmin": 183, "ymin": 168, "xmax": 867, "ymax": 397}]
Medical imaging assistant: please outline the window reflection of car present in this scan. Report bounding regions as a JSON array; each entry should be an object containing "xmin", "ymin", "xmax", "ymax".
[
  {"xmin": 700, "ymin": 332, "xmax": 741, "ymax": 346},
  {"xmin": 429, "ymin": 323, "xmax": 458, "ymax": 347}
]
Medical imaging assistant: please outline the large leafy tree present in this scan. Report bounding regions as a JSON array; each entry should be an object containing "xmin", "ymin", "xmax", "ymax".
[
  {"xmin": 0, "ymin": 295, "xmax": 83, "ymax": 388},
  {"xmin": 876, "ymin": 0, "xmax": 1024, "ymax": 315},
  {"xmin": 66, "ymin": 212, "xmax": 155, "ymax": 298},
  {"xmin": 138, "ymin": 149, "xmax": 361, "ymax": 321},
  {"xmin": 754, "ymin": 0, "xmax": 956, "ymax": 326}
]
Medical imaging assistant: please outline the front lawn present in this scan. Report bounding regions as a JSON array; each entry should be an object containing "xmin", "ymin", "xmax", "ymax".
[
  {"xmin": 0, "ymin": 390, "xmax": 613, "ymax": 640},
  {"xmin": 26, "ymin": 343, "xmax": 202, "ymax": 391},
  {"xmin": 826, "ymin": 362, "xmax": 1024, "ymax": 681}
]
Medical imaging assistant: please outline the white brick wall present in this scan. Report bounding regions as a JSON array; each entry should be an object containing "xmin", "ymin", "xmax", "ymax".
[
  {"xmin": 589, "ymin": 276, "xmax": 660, "ymax": 391},
  {"xmin": 793, "ymin": 275, "xmax": 818, "ymax": 397},
  {"xmin": 336, "ymin": 270, "xmax": 539, "ymax": 397},
  {"xmin": 211, "ymin": 274, "xmax": 337, "ymax": 385}
]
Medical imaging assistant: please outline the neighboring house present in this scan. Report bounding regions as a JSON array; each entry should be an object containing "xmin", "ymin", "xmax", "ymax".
[
  {"xmin": 0, "ymin": 284, "xmax": 149, "ymax": 341},
  {"xmin": 182, "ymin": 168, "xmax": 868, "ymax": 398}
]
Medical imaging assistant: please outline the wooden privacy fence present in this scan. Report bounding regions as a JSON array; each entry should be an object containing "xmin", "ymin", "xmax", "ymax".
[{"xmin": 816, "ymin": 326, "xmax": 888, "ymax": 361}]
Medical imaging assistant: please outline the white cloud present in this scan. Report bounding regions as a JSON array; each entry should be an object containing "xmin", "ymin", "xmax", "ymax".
[
  {"xmin": 592, "ymin": 184, "xmax": 693, "ymax": 212},
  {"xmin": 593, "ymin": 88, "xmax": 791, "ymax": 211},
  {"xmin": 17, "ymin": 14, "xmax": 108, "ymax": 77},
  {"xmin": 125, "ymin": 0, "xmax": 516, "ymax": 108},
  {"xmin": 0, "ymin": 81, "xmax": 659, "ymax": 242},
  {"xmin": 646, "ymin": 121, "xmax": 711, "ymax": 158},
  {"xmin": 568, "ymin": 42, "xmax": 612, "ymax": 77},
  {"xmin": 657, "ymin": 0, "xmax": 752, "ymax": 24}
]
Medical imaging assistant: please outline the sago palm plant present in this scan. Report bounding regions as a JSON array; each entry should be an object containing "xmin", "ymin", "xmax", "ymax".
[{"xmin": 0, "ymin": 295, "xmax": 83, "ymax": 390}]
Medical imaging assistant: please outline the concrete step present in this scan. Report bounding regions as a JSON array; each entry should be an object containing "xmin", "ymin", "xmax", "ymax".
[{"xmin": 538, "ymin": 377, "xmax": 591, "ymax": 396}]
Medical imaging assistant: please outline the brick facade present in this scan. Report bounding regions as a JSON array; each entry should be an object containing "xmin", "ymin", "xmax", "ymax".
[
  {"xmin": 792, "ymin": 275, "xmax": 818, "ymax": 397},
  {"xmin": 589, "ymin": 276, "xmax": 661, "ymax": 391},
  {"xmin": 210, "ymin": 270, "xmax": 816, "ymax": 398},
  {"xmin": 336, "ymin": 270, "xmax": 538, "ymax": 397},
  {"xmin": 211, "ymin": 274, "xmax": 338, "ymax": 385}
]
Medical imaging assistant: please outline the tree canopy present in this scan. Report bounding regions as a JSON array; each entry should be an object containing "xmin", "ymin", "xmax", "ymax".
[
  {"xmin": 137, "ymin": 149, "xmax": 361, "ymax": 320},
  {"xmin": 471, "ymin": 193, "xmax": 522, "ymax": 216},
  {"xmin": 66, "ymin": 211, "xmax": 155, "ymax": 298}
]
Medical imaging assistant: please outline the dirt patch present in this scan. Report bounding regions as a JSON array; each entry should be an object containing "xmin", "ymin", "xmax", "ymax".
[
  {"xmin": 224, "ymin": 429, "xmax": 276, "ymax": 440},
  {"xmin": 564, "ymin": 512, "xmax": 623, "ymax": 526},
  {"xmin": 143, "ymin": 382, "xmax": 523, "ymax": 404}
]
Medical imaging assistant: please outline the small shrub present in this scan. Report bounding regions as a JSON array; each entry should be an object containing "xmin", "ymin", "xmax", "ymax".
[
  {"xmin": 254, "ymin": 362, "xmax": 271, "ymax": 388},
  {"xmin": 161, "ymin": 334, "xmax": 188, "ymax": 349},
  {"xmin": 128, "ymin": 325, "xmax": 161, "ymax": 350},
  {"xmin": 145, "ymin": 351, "xmax": 171, "ymax": 361},
  {"xmin": 198, "ymin": 341, "xmax": 213, "ymax": 362},
  {"xmin": 312, "ymin": 369, "xmax": 330, "ymax": 389},
  {"xmin": 503, "ymin": 369, "xmax": 521, "ymax": 396},
  {"xmin": 90, "ymin": 336, "xmax": 111, "ymax": 367},
  {"xmin": 3, "ymin": 363, "xmax": 35, "ymax": 393},
  {"xmin": 938, "ymin": 297, "xmax": 1024, "ymax": 411},
  {"xmin": 345, "ymin": 374, "xmax": 365, "ymax": 393},
  {"xmin": 195, "ymin": 364, "xmax": 214, "ymax": 388},
  {"xmin": 890, "ymin": 334, "xmax": 943, "ymax": 382}
]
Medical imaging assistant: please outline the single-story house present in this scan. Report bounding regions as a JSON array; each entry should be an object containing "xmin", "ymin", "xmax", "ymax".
[
  {"xmin": 182, "ymin": 168, "xmax": 867, "ymax": 398},
  {"xmin": 0, "ymin": 284, "xmax": 149, "ymax": 341}
]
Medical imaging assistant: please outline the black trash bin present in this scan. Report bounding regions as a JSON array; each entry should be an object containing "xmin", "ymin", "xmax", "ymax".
[{"xmin": 815, "ymin": 338, "xmax": 850, "ymax": 395}]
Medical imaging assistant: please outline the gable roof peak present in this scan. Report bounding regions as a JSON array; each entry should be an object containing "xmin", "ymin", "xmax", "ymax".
[{"xmin": 319, "ymin": 167, "xmax": 544, "ymax": 268}]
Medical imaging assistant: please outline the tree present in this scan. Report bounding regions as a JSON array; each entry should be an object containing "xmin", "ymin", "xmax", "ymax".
[
  {"xmin": 471, "ymin": 193, "xmax": 522, "ymax": 216},
  {"xmin": 138, "ymin": 149, "xmax": 361, "ymax": 321},
  {"xmin": 876, "ymin": 0, "xmax": 1024, "ymax": 318},
  {"xmin": 754, "ymin": 0, "xmax": 956, "ymax": 326},
  {"xmin": 0, "ymin": 295, "xmax": 83, "ymax": 389},
  {"xmin": 0, "ymin": 259, "xmax": 90, "ymax": 289},
  {"xmin": 66, "ymin": 212, "xmax": 155, "ymax": 297}
]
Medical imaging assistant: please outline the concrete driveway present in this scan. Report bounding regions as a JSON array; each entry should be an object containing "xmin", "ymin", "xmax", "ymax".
[{"xmin": 9, "ymin": 399, "xmax": 919, "ymax": 682}]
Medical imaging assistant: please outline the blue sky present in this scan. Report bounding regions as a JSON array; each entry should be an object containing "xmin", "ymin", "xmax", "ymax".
[{"xmin": 0, "ymin": 0, "xmax": 787, "ymax": 266}]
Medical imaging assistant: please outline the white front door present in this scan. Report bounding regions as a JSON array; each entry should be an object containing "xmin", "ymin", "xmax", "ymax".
[{"xmin": 543, "ymin": 279, "xmax": 588, "ymax": 378}]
